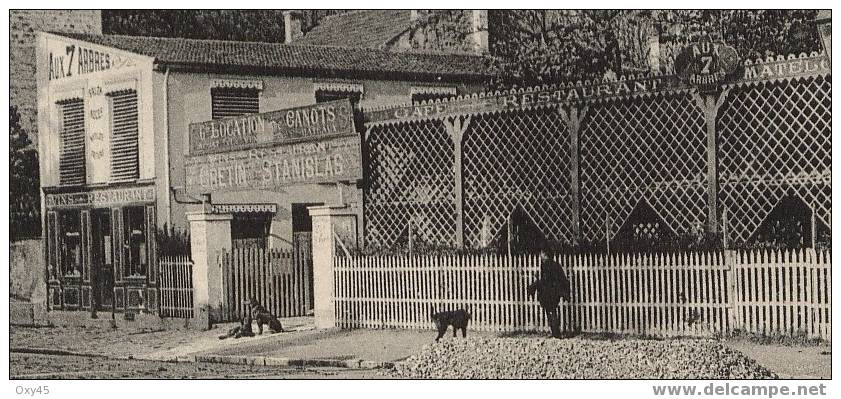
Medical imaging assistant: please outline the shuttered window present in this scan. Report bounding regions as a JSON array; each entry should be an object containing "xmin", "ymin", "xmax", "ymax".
[
  {"xmin": 211, "ymin": 88, "xmax": 259, "ymax": 120},
  {"xmin": 57, "ymin": 99, "xmax": 86, "ymax": 186},
  {"xmin": 109, "ymin": 90, "xmax": 139, "ymax": 182},
  {"xmin": 315, "ymin": 90, "xmax": 361, "ymax": 109}
]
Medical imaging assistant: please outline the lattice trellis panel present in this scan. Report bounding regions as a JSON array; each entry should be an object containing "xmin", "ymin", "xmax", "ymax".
[
  {"xmin": 718, "ymin": 75, "xmax": 831, "ymax": 245},
  {"xmin": 364, "ymin": 120, "xmax": 457, "ymax": 250},
  {"xmin": 462, "ymin": 107, "xmax": 574, "ymax": 248},
  {"xmin": 579, "ymin": 93, "xmax": 708, "ymax": 242}
]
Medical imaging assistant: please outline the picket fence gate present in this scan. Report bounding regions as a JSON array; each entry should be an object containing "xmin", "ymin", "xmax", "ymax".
[
  {"xmin": 218, "ymin": 247, "xmax": 312, "ymax": 322},
  {"xmin": 333, "ymin": 249, "xmax": 831, "ymax": 340},
  {"xmin": 158, "ymin": 256, "xmax": 194, "ymax": 318}
]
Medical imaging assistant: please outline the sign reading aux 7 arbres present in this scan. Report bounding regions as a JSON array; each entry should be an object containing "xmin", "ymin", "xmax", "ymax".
[{"xmin": 186, "ymin": 99, "xmax": 362, "ymax": 192}]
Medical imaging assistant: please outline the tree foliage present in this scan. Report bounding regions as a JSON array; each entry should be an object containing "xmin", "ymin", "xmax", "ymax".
[
  {"xmin": 489, "ymin": 10, "xmax": 822, "ymax": 89},
  {"xmin": 10, "ymin": 106, "xmax": 41, "ymax": 240},
  {"xmin": 103, "ymin": 10, "xmax": 288, "ymax": 42}
]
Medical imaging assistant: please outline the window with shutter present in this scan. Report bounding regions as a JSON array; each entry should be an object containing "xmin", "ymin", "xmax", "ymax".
[
  {"xmin": 109, "ymin": 90, "xmax": 139, "ymax": 182},
  {"xmin": 211, "ymin": 88, "xmax": 260, "ymax": 120},
  {"xmin": 315, "ymin": 90, "xmax": 362, "ymax": 109},
  {"xmin": 57, "ymin": 99, "xmax": 86, "ymax": 186}
]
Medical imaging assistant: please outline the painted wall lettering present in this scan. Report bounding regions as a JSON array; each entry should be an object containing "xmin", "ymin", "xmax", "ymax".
[
  {"xmin": 185, "ymin": 135, "xmax": 362, "ymax": 192},
  {"xmin": 365, "ymin": 76, "xmax": 675, "ymax": 123},
  {"xmin": 45, "ymin": 187, "xmax": 156, "ymax": 208},
  {"xmin": 189, "ymin": 99, "xmax": 356, "ymax": 155},
  {"xmin": 47, "ymin": 40, "xmax": 136, "ymax": 81}
]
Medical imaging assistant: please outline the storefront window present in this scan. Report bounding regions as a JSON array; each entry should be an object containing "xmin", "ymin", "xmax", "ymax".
[
  {"xmin": 232, "ymin": 213, "xmax": 272, "ymax": 248},
  {"xmin": 123, "ymin": 206, "xmax": 148, "ymax": 277},
  {"xmin": 58, "ymin": 211, "xmax": 83, "ymax": 277}
]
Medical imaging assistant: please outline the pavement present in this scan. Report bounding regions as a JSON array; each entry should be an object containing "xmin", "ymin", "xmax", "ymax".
[
  {"xmin": 11, "ymin": 316, "xmax": 444, "ymax": 369},
  {"xmin": 10, "ymin": 317, "xmax": 832, "ymax": 378},
  {"xmin": 722, "ymin": 340, "xmax": 831, "ymax": 379}
]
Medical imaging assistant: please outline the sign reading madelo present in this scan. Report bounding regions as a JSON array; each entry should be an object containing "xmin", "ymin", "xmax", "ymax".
[
  {"xmin": 186, "ymin": 100, "xmax": 361, "ymax": 192},
  {"xmin": 189, "ymin": 99, "xmax": 354, "ymax": 155}
]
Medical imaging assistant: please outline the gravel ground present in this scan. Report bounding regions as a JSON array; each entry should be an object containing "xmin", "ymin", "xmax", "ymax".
[
  {"xmin": 389, "ymin": 337, "xmax": 777, "ymax": 379},
  {"xmin": 10, "ymin": 353, "xmax": 383, "ymax": 379}
]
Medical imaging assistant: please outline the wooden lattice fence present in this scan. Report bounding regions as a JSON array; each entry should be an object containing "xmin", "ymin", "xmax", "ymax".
[
  {"xmin": 717, "ymin": 75, "xmax": 832, "ymax": 245},
  {"xmin": 334, "ymin": 249, "xmax": 830, "ymax": 340},
  {"xmin": 361, "ymin": 54, "xmax": 831, "ymax": 252}
]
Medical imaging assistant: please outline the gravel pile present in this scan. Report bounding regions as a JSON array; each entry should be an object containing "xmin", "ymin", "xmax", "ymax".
[{"xmin": 390, "ymin": 337, "xmax": 776, "ymax": 379}]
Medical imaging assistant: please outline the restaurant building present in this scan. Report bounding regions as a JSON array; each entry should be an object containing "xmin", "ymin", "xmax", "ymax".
[{"xmin": 36, "ymin": 30, "xmax": 493, "ymax": 315}]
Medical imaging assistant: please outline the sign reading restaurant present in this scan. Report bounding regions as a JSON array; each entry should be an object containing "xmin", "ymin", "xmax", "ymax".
[
  {"xmin": 365, "ymin": 39, "xmax": 829, "ymax": 125},
  {"xmin": 365, "ymin": 75, "xmax": 677, "ymax": 123},
  {"xmin": 45, "ymin": 186, "xmax": 156, "ymax": 208},
  {"xmin": 189, "ymin": 99, "xmax": 355, "ymax": 155},
  {"xmin": 186, "ymin": 99, "xmax": 362, "ymax": 192}
]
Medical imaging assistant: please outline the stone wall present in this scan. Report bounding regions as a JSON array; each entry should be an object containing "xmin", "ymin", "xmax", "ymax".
[
  {"xmin": 10, "ymin": 10, "xmax": 102, "ymax": 145},
  {"xmin": 10, "ymin": 239, "xmax": 46, "ymax": 303}
]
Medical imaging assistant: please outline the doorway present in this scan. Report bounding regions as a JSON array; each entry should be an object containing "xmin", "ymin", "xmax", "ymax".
[
  {"xmin": 91, "ymin": 210, "xmax": 115, "ymax": 310},
  {"xmin": 292, "ymin": 203, "xmax": 321, "ymax": 311}
]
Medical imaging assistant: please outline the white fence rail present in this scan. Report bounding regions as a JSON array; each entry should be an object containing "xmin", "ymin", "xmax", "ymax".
[
  {"xmin": 158, "ymin": 256, "xmax": 194, "ymax": 318},
  {"xmin": 334, "ymin": 250, "xmax": 830, "ymax": 340}
]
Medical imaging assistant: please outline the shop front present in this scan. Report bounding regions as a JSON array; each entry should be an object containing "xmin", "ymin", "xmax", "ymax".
[
  {"xmin": 184, "ymin": 98, "xmax": 364, "ymax": 250},
  {"xmin": 44, "ymin": 185, "xmax": 157, "ymax": 315}
]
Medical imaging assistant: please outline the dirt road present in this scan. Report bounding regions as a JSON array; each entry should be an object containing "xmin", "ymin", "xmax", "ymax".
[{"xmin": 10, "ymin": 353, "xmax": 384, "ymax": 379}]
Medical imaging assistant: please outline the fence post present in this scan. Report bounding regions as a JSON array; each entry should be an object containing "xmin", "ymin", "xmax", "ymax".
[
  {"xmin": 558, "ymin": 105, "xmax": 587, "ymax": 242},
  {"xmin": 187, "ymin": 211, "xmax": 232, "ymax": 329},
  {"xmin": 444, "ymin": 115, "xmax": 471, "ymax": 249},
  {"xmin": 724, "ymin": 249, "xmax": 739, "ymax": 335},
  {"xmin": 309, "ymin": 205, "xmax": 358, "ymax": 329},
  {"xmin": 692, "ymin": 89, "xmax": 730, "ymax": 235}
]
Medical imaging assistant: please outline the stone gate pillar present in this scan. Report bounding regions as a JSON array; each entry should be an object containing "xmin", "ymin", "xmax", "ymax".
[
  {"xmin": 308, "ymin": 205, "xmax": 358, "ymax": 329},
  {"xmin": 187, "ymin": 211, "xmax": 232, "ymax": 329}
]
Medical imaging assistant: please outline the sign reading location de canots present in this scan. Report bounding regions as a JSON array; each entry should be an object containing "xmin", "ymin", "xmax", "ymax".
[
  {"xmin": 185, "ymin": 99, "xmax": 362, "ymax": 192},
  {"xmin": 188, "ymin": 98, "xmax": 355, "ymax": 155},
  {"xmin": 675, "ymin": 37, "xmax": 740, "ymax": 92}
]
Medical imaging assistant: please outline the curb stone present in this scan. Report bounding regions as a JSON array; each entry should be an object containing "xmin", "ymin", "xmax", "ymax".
[{"xmin": 190, "ymin": 354, "xmax": 394, "ymax": 369}]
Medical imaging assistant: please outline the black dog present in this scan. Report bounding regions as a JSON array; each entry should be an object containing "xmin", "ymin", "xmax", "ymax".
[
  {"xmin": 218, "ymin": 311, "xmax": 255, "ymax": 340},
  {"xmin": 248, "ymin": 297, "xmax": 284, "ymax": 334},
  {"xmin": 431, "ymin": 308, "xmax": 471, "ymax": 342}
]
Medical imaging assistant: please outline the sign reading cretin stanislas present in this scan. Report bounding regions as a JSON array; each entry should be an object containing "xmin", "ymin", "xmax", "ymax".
[
  {"xmin": 188, "ymin": 99, "xmax": 355, "ymax": 155},
  {"xmin": 185, "ymin": 135, "xmax": 362, "ymax": 192}
]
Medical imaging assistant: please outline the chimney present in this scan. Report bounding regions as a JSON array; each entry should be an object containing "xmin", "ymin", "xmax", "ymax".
[
  {"xmin": 283, "ymin": 10, "xmax": 303, "ymax": 44},
  {"xmin": 468, "ymin": 10, "xmax": 489, "ymax": 55},
  {"xmin": 816, "ymin": 10, "xmax": 831, "ymax": 60},
  {"xmin": 648, "ymin": 34, "xmax": 661, "ymax": 73}
]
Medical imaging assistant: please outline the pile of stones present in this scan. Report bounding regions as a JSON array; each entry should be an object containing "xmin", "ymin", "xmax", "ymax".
[{"xmin": 389, "ymin": 337, "xmax": 776, "ymax": 379}]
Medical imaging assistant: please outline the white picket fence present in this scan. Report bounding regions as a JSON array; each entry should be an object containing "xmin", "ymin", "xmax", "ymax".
[
  {"xmin": 158, "ymin": 256, "xmax": 194, "ymax": 318},
  {"xmin": 333, "ymin": 249, "xmax": 831, "ymax": 340}
]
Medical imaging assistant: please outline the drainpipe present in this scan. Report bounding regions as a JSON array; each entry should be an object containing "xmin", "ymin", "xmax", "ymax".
[{"xmin": 163, "ymin": 67, "xmax": 172, "ymax": 225}]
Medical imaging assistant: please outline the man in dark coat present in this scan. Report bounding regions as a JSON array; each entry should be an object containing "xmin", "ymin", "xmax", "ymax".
[{"xmin": 527, "ymin": 248, "xmax": 571, "ymax": 338}]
